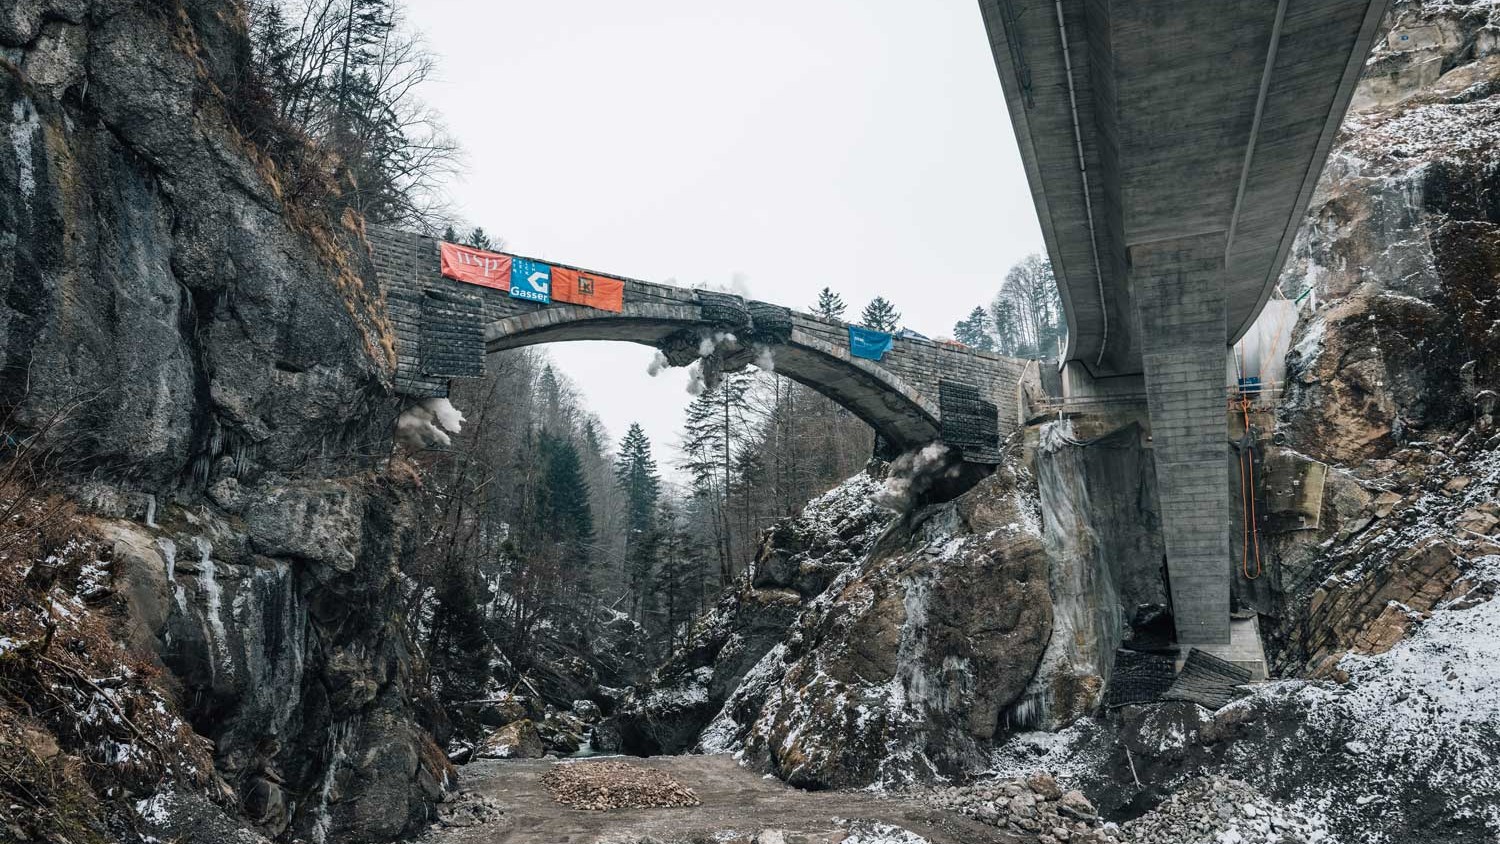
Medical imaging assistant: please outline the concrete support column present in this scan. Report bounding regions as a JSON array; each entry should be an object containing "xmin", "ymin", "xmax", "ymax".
[{"xmin": 1132, "ymin": 232, "xmax": 1230, "ymax": 645}]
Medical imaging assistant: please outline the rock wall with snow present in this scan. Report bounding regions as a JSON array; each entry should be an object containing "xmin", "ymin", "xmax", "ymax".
[
  {"xmin": 1271, "ymin": 0, "xmax": 1500, "ymax": 672},
  {"xmin": 611, "ymin": 449, "xmax": 1054, "ymax": 789},
  {"xmin": 1, "ymin": 2, "xmax": 446, "ymax": 841}
]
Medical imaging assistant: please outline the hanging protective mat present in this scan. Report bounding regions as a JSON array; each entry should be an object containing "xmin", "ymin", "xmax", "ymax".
[
  {"xmin": 1160, "ymin": 648, "xmax": 1252, "ymax": 710},
  {"xmin": 420, "ymin": 288, "xmax": 486, "ymax": 378},
  {"xmin": 1105, "ymin": 648, "xmax": 1179, "ymax": 708}
]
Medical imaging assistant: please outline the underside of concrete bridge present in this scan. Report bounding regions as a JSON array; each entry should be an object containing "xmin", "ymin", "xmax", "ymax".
[{"xmin": 980, "ymin": 0, "xmax": 1389, "ymax": 643}]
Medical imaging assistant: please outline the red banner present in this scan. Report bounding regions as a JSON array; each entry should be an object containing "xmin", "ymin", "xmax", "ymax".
[
  {"xmin": 440, "ymin": 241, "xmax": 511, "ymax": 291},
  {"xmin": 551, "ymin": 267, "xmax": 625, "ymax": 313}
]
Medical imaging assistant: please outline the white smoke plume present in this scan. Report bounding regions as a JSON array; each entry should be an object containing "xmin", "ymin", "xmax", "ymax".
[
  {"xmin": 679, "ymin": 330, "xmax": 745, "ymax": 395},
  {"xmin": 395, "ymin": 397, "xmax": 466, "ymax": 449},
  {"xmin": 696, "ymin": 330, "xmax": 738, "ymax": 358},
  {"xmin": 427, "ymin": 397, "xmax": 465, "ymax": 434},
  {"xmin": 753, "ymin": 343, "xmax": 776, "ymax": 373},
  {"xmin": 875, "ymin": 443, "xmax": 961, "ymax": 512},
  {"xmin": 692, "ymin": 273, "xmax": 752, "ymax": 298},
  {"xmin": 647, "ymin": 350, "xmax": 670, "ymax": 376},
  {"xmin": 685, "ymin": 360, "xmax": 706, "ymax": 396}
]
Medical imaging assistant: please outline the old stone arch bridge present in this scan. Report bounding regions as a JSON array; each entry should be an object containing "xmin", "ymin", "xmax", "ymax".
[{"xmin": 366, "ymin": 225, "xmax": 1031, "ymax": 460}]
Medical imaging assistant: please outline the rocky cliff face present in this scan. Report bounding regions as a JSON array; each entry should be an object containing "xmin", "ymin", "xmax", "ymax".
[
  {"xmin": 1, "ymin": 2, "xmax": 443, "ymax": 841},
  {"xmin": 1272, "ymin": 0, "xmax": 1500, "ymax": 672},
  {"xmin": 611, "ymin": 451, "xmax": 1054, "ymax": 790}
]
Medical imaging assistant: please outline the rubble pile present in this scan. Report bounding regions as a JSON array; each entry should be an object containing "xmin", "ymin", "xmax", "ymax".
[
  {"xmin": 925, "ymin": 772, "xmax": 1119, "ymax": 844},
  {"xmin": 1120, "ymin": 777, "xmax": 1333, "ymax": 844},
  {"xmin": 540, "ymin": 760, "xmax": 701, "ymax": 810},
  {"xmin": 431, "ymin": 791, "xmax": 506, "ymax": 830}
]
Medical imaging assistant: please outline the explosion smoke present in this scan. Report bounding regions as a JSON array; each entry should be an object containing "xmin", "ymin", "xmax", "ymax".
[
  {"xmin": 647, "ymin": 350, "xmax": 670, "ymax": 376},
  {"xmin": 686, "ymin": 360, "xmax": 706, "ymax": 396},
  {"xmin": 753, "ymin": 343, "xmax": 776, "ymax": 373},
  {"xmin": 875, "ymin": 442, "xmax": 961, "ymax": 512},
  {"xmin": 395, "ymin": 397, "xmax": 466, "ymax": 448}
]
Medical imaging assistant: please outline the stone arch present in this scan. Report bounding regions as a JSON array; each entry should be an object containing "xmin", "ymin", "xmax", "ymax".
[{"xmin": 482, "ymin": 302, "xmax": 941, "ymax": 450}]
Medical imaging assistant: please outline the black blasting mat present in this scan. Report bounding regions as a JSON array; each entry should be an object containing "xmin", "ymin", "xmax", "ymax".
[
  {"xmin": 747, "ymin": 301, "xmax": 793, "ymax": 344},
  {"xmin": 696, "ymin": 291, "xmax": 752, "ymax": 332},
  {"xmin": 1105, "ymin": 648, "xmax": 1178, "ymax": 708},
  {"xmin": 1161, "ymin": 648, "xmax": 1253, "ymax": 710},
  {"xmin": 420, "ymin": 289, "xmax": 486, "ymax": 378},
  {"xmin": 939, "ymin": 379, "xmax": 1000, "ymax": 462}
]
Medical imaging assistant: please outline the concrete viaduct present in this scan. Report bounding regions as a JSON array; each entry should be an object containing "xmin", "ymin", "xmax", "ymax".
[
  {"xmin": 978, "ymin": 0, "xmax": 1390, "ymax": 642},
  {"xmin": 365, "ymin": 225, "xmax": 1028, "ymax": 462}
]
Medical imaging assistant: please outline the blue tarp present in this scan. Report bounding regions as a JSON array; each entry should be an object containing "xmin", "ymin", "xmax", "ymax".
[{"xmin": 848, "ymin": 325, "xmax": 894, "ymax": 361}]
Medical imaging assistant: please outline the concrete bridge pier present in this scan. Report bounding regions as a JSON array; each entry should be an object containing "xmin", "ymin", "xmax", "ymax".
[{"xmin": 1132, "ymin": 233, "xmax": 1232, "ymax": 646}]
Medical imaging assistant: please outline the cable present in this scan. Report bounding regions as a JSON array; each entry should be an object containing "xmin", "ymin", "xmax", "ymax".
[{"xmin": 1052, "ymin": 0, "xmax": 1110, "ymax": 371}]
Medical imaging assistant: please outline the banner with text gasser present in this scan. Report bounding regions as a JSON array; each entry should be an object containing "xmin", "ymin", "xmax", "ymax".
[
  {"xmin": 439, "ymin": 241, "xmax": 511, "ymax": 291},
  {"xmin": 551, "ymin": 267, "xmax": 625, "ymax": 313},
  {"xmin": 848, "ymin": 325, "xmax": 894, "ymax": 361},
  {"xmin": 510, "ymin": 258, "xmax": 552, "ymax": 304}
]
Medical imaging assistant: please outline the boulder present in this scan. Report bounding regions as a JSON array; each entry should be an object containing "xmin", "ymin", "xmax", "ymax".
[
  {"xmin": 571, "ymin": 699, "xmax": 602, "ymax": 723},
  {"xmin": 478, "ymin": 695, "xmax": 530, "ymax": 727},
  {"xmin": 538, "ymin": 709, "xmax": 586, "ymax": 755},
  {"xmin": 1058, "ymin": 790, "xmax": 1097, "ymax": 820},
  {"xmin": 478, "ymin": 720, "xmax": 544, "ymax": 760},
  {"xmin": 738, "ymin": 460, "xmax": 1053, "ymax": 789}
]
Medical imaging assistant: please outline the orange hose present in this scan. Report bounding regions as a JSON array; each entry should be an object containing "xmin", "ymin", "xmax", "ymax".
[{"xmin": 1238, "ymin": 397, "xmax": 1262, "ymax": 580}]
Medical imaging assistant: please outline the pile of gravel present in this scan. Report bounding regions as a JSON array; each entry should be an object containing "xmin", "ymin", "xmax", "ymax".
[
  {"xmin": 925, "ymin": 772, "xmax": 1120, "ymax": 844},
  {"xmin": 432, "ymin": 791, "xmax": 506, "ymax": 829},
  {"xmin": 1122, "ymin": 777, "xmax": 1333, "ymax": 844},
  {"xmin": 540, "ymin": 760, "xmax": 701, "ymax": 811}
]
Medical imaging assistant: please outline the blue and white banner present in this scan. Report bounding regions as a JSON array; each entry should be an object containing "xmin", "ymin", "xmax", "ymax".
[
  {"xmin": 848, "ymin": 325, "xmax": 894, "ymax": 361},
  {"xmin": 510, "ymin": 258, "xmax": 552, "ymax": 304}
]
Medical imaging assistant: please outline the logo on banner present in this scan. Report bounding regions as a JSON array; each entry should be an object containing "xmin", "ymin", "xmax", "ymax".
[
  {"xmin": 510, "ymin": 258, "xmax": 552, "ymax": 304},
  {"xmin": 439, "ymin": 241, "xmax": 511, "ymax": 291}
]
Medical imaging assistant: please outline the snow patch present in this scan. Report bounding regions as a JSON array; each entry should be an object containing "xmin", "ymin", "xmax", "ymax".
[{"xmin": 10, "ymin": 100, "xmax": 39, "ymax": 201}]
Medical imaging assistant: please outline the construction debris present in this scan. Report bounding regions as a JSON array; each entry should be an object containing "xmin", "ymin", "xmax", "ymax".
[{"xmin": 540, "ymin": 760, "xmax": 701, "ymax": 811}]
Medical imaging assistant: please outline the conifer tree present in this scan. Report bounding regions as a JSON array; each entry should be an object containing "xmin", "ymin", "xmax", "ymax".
[
  {"xmin": 812, "ymin": 287, "xmax": 847, "ymax": 321},
  {"xmin": 465, "ymin": 227, "xmax": 495, "ymax": 251},
  {"xmin": 614, "ymin": 423, "xmax": 662, "ymax": 621},
  {"xmin": 953, "ymin": 306, "xmax": 995, "ymax": 351},
  {"xmin": 535, "ymin": 431, "xmax": 594, "ymax": 567},
  {"xmin": 860, "ymin": 296, "xmax": 901, "ymax": 333}
]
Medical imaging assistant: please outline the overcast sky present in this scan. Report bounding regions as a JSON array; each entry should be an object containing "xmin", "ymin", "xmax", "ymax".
[{"xmin": 406, "ymin": 0, "xmax": 1042, "ymax": 462}]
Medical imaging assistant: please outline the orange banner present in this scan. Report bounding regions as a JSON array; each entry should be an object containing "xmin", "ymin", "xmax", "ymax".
[
  {"xmin": 440, "ymin": 241, "xmax": 511, "ymax": 292},
  {"xmin": 551, "ymin": 267, "xmax": 625, "ymax": 313}
]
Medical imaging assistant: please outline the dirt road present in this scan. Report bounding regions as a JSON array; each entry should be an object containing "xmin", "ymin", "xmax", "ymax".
[{"xmin": 418, "ymin": 755, "xmax": 1017, "ymax": 844}]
